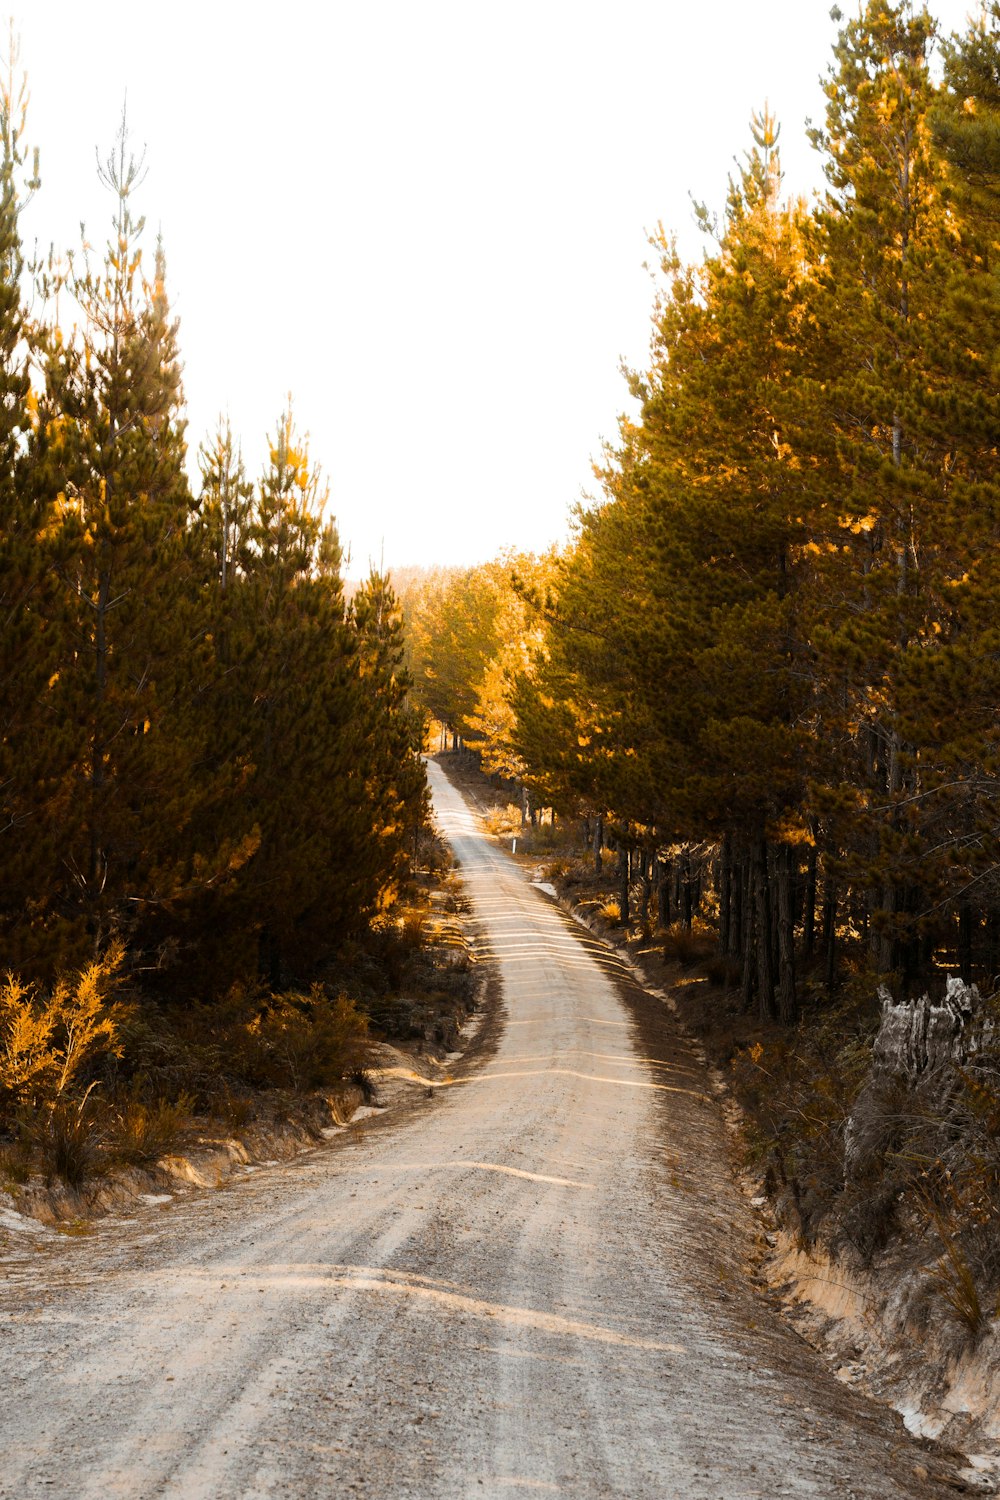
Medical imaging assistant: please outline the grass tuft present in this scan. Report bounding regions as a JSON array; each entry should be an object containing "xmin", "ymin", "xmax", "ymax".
[
  {"xmin": 662, "ymin": 919, "xmax": 714, "ymax": 966},
  {"xmin": 926, "ymin": 1240, "xmax": 985, "ymax": 1338},
  {"xmin": 349, "ymin": 1065, "xmax": 382, "ymax": 1106},
  {"xmin": 106, "ymin": 1092, "xmax": 193, "ymax": 1167},
  {"xmin": 30, "ymin": 1098, "xmax": 102, "ymax": 1189}
]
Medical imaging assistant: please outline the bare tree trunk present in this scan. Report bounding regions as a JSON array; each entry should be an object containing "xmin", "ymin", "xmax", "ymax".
[
  {"xmin": 803, "ymin": 840, "xmax": 817, "ymax": 959},
  {"xmin": 730, "ymin": 852, "xmax": 744, "ymax": 961},
  {"xmin": 823, "ymin": 880, "xmax": 838, "ymax": 994},
  {"xmin": 658, "ymin": 858, "xmax": 671, "ymax": 930},
  {"xmin": 876, "ymin": 890, "xmax": 897, "ymax": 975},
  {"xmin": 681, "ymin": 851, "xmax": 693, "ymax": 930},
  {"xmin": 593, "ymin": 815, "xmax": 603, "ymax": 874},
  {"xmin": 89, "ymin": 551, "xmax": 111, "ymax": 896},
  {"xmin": 719, "ymin": 833, "xmax": 732, "ymax": 957},
  {"xmin": 753, "ymin": 834, "xmax": 776, "ymax": 1021},
  {"xmin": 618, "ymin": 843, "xmax": 630, "ymax": 927},
  {"xmin": 776, "ymin": 843, "xmax": 797, "ymax": 1024},
  {"xmin": 959, "ymin": 903, "xmax": 974, "ymax": 986},
  {"xmin": 740, "ymin": 859, "xmax": 755, "ymax": 1012}
]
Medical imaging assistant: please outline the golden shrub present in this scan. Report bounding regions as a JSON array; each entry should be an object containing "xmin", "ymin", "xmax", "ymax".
[{"xmin": 0, "ymin": 946, "xmax": 128, "ymax": 1114}]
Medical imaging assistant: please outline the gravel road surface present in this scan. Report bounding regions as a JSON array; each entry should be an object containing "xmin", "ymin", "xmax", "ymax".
[{"xmin": 0, "ymin": 760, "xmax": 970, "ymax": 1498}]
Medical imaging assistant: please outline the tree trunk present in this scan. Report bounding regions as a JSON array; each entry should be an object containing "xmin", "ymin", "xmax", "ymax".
[
  {"xmin": 740, "ymin": 859, "xmax": 756, "ymax": 1012},
  {"xmin": 681, "ymin": 851, "xmax": 693, "ymax": 930},
  {"xmin": 618, "ymin": 843, "xmax": 630, "ymax": 927},
  {"xmin": 823, "ymin": 880, "xmax": 838, "ymax": 994},
  {"xmin": 89, "ymin": 551, "xmax": 111, "ymax": 900},
  {"xmin": 803, "ymin": 841, "xmax": 817, "ymax": 959},
  {"xmin": 876, "ymin": 888, "xmax": 897, "ymax": 975},
  {"xmin": 753, "ymin": 834, "xmax": 776, "ymax": 1021},
  {"xmin": 776, "ymin": 843, "xmax": 798, "ymax": 1024},
  {"xmin": 730, "ymin": 853, "xmax": 744, "ymax": 961},
  {"xmin": 593, "ymin": 815, "xmax": 603, "ymax": 875},
  {"xmin": 259, "ymin": 927, "xmax": 282, "ymax": 988},
  {"xmin": 959, "ymin": 903, "xmax": 974, "ymax": 986},
  {"xmin": 719, "ymin": 833, "xmax": 732, "ymax": 957},
  {"xmin": 987, "ymin": 909, "xmax": 999, "ymax": 990},
  {"xmin": 657, "ymin": 858, "xmax": 671, "ymax": 930}
]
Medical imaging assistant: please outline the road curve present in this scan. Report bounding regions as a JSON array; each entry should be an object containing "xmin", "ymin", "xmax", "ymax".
[{"xmin": 0, "ymin": 760, "xmax": 962, "ymax": 1499}]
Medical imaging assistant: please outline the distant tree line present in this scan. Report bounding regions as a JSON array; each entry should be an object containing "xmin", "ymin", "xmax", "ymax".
[
  {"xmin": 408, "ymin": 1, "xmax": 1000, "ymax": 1018},
  {"xmin": 0, "ymin": 90, "xmax": 425, "ymax": 995}
]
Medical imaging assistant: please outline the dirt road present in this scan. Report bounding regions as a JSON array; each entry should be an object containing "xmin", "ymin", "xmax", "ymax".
[{"xmin": 0, "ymin": 761, "xmax": 970, "ymax": 1498}]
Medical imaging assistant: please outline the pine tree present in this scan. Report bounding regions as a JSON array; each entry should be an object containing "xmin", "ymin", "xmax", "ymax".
[
  {"xmin": 202, "ymin": 408, "xmax": 373, "ymax": 984},
  {"xmin": 23, "ymin": 111, "xmax": 222, "ymax": 968},
  {"xmin": 351, "ymin": 570, "xmax": 427, "ymax": 900},
  {"xmin": 0, "ymin": 44, "xmax": 69, "ymax": 971},
  {"xmin": 557, "ymin": 111, "xmax": 819, "ymax": 1017},
  {"xmin": 193, "ymin": 417, "xmax": 254, "ymax": 594},
  {"xmin": 799, "ymin": 0, "xmax": 952, "ymax": 982}
]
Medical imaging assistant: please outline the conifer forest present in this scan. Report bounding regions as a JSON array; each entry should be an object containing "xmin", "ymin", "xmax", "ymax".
[
  {"xmin": 403, "ymin": 3, "xmax": 1000, "ymax": 1310},
  {"xmin": 411, "ymin": 3, "xmax": 1000, "ymax": 1021},
  {"xmin": 0, "ymin": 72, "xmax": 427, "ymax": 1156}
]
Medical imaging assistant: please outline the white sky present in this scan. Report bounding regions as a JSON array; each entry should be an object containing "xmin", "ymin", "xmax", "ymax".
[{"xmin": 13, "ymin": 0, "xmax": 980, "ymax": 574}]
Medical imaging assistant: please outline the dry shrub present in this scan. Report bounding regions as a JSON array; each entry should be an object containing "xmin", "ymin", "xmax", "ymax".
[
  {"xmin": 219, "ymin": 1090, "xmax": 256, "ymax": 1130},
  {"xmin": 349, "ymin": 1065, "xmax": 382, "ymax": 1106},
  {"xmin": 732, "ymin": 1026, "xmax": 872, "ymax": 1249},
  {"xmin": 704, "ymin": 956, "xmax": 742, "ymax": 988},
  {"xmin": 0, "ymin": 950, "xmax": 130, "ymax": 1188},
  {"xmin": 483, "ymin": 804, "xmax": 522, "ymax": 838},
  {"xmin": 27, "ymin": 1097, "xmax": 102, "ymax": 1189},
  {"xmin": 115, "ymin": 982, "xmax": 371, "ymax": 1108},
  {"xmin": 926, "ymin": 1238, "xmax": 985, "ymax": 1339},
  {"xmin": 399, "ymin": 910, "xmax": 426, "ymax": 949},
  {"xmin": 242, "ymin": 985, "xmax": 369, "ymax": 1091},
  {"xmin": 662, "ymin": 919, "xmax": 714, "ymax": 966},
  {"xmin": 0, "ymin": 1141, "xmax": 31, "ymax": 1187},
  {"xmin": 0, "ymin": 947, "xmax": 128, "ymax": 1115},
  {"xmin": 530, "ymin": 820, "xmax": 569, "ymax": 851},
  {"xmin": 745, "ymin": 986, "xmax": 1000, "ymax": 1311},
  {"xmin": 106, "ymin": 1092, "xmax": 194, "ymax": 1167},
  {"xmin": 597, "ymin": 899, "xmax": 621, "ymax": 925}
]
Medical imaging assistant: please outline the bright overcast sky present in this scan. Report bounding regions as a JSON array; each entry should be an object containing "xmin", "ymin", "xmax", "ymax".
[{"xmin": 14, "ymin": 0, "xmax": 981, "ymax": 574}]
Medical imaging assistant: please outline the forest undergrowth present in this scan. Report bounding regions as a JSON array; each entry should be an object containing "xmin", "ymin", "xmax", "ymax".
[{"xmin": 0, "ymin": 823, "xmax": 478, "ymax": 1212}]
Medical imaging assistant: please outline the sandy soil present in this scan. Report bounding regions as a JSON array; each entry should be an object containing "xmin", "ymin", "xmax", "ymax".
[{"xmin": 0, "ymin": 761, "xmax": 973, "ymax": 1498}]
